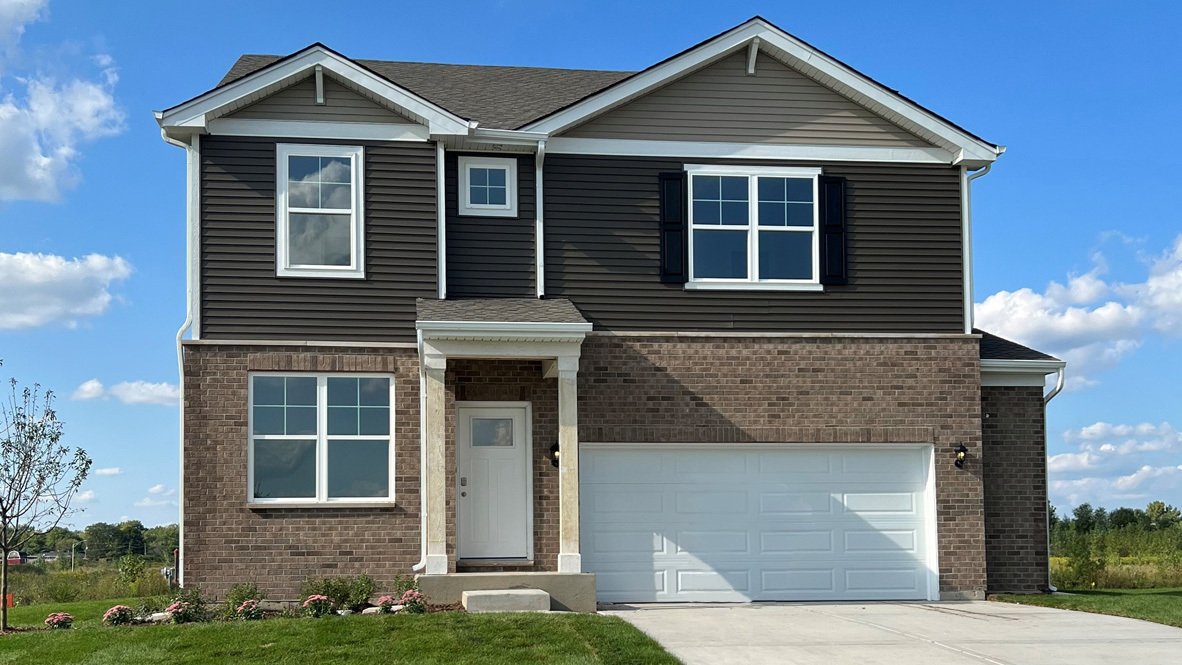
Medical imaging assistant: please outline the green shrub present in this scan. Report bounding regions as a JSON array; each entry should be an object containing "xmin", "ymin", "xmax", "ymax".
[
  {"xmin": 391, "ymin": 573, "xmax": 418, "ymax": 597},
  {"xmin": 118, "ymin": 555, "xmax": 147, "ymax": 586},
  {"xmin": 169, "ymin": 586, "xmax": 212, "ymax": 622},
  {"xmin": 220, "ymin": 582, "xmax": 264, "ymax": 620},
  {"xmin": 300, "ymin": 574, "xmax": 375, "ymax": 612}
]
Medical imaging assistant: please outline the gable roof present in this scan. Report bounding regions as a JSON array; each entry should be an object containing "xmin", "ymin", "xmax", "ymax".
[
  {"xmin": 159, "ymin": 17, "xmax": 1001, "ymax": 166},
  {"xmin": 219, "ymin": 56, "xmax": 632, "ymax": 130}
]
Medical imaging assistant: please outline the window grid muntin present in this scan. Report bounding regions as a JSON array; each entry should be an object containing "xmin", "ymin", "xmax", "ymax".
[
  {"xmin": 249, "ymin": 373, "xmax": 395, "ymax": 504},
  {"xmin": 688, "ymin": 167, "xmax": 821, "ymax": 285}
]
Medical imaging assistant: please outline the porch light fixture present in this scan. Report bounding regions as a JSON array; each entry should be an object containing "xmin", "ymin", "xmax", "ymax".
[
  {"xmin": 954, "ymin": 444, "xmax": 969, "ymax": 469},
  {"xmin": 550, "ymin": 442, "xmax": 560, "ymax": 468}
]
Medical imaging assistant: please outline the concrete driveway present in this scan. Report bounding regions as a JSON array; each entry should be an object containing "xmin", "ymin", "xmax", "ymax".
[{"xmin": 602, "ymin": 601, "xmax": 1182, "ymax": 665}]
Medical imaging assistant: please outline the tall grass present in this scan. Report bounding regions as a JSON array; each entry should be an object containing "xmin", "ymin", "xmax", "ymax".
[{"xmin": 7, "ymin": 565, "xmax": 172, "ymax": 606}]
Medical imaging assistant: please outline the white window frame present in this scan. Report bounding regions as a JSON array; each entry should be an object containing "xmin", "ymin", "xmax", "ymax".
[
  {"xmin": 276, "ymin": 143, "xmax": 366, "ymax": 279},
  {"xmin": 457, "ymin": 155, "xmax": 517, "ymax": 217},
  {"xmin": 247, "ymin": 372, "xmax": 396, "ymax": 505},
  {"xmin": 685, "ymin": 164, "xmax": 823, "ymax": 292}
]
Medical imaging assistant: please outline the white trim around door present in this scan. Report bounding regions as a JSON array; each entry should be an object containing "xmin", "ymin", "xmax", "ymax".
[{"xmin": 456, "ymin": 401, "xmax": 534, "ymax": 561}]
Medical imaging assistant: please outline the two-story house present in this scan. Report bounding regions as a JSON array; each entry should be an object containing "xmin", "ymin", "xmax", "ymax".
[{"xmin": 156, "ymin": 17, "xmax": 1064, "ymax": 611}]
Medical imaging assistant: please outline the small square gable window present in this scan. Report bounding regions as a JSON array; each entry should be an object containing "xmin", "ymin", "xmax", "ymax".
[{"xmin": 458, "ymin": 156, "xmax": 517, "ymax": 217}]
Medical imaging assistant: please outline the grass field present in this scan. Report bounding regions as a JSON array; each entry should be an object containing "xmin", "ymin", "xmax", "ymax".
[
  {"xmin": 992, "ymin": 588, "xmax": 1182, "ymax": 628},
  {"xmin": 0, "ymin": 598, "xmax": 680, "ymax": 665}
]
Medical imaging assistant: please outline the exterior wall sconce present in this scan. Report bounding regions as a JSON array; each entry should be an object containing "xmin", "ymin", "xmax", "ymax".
[
  {"xmin": 954, "ymin": 444, "xmax": 969, "ymax": 469},
  {"xmin": 550, "ymin": 442, "xmax": 560, "ymax": 468}
]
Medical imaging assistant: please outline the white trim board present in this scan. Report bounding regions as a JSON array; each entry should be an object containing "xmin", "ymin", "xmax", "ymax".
[
  {"xmin": 980, "ymin": 358, "xmax": 1066, "ymax": 387},
  {"xmin": 545, "ymin": 138, "xmax": 953, "ymax": 164},
  {"xmin": 207, "ymin": 118, "xmax": 430, "ymax": 142},
  {"xmin": 157, "ymin": 45, "xmax": 471, "ymax": 137},
  {"xmin": 527, "ymin": 18, "xmax": 1001, "ymax": 165}
]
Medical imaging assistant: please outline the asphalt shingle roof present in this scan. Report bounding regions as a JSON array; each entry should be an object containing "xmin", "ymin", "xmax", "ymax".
[
  {"xmin": 218, "ymin": 55, "xmax": 633, "ymax": 130},
  {"xmin": 975, "ymin": 329, "xmax": 1059, "ymax": 362},
  {"xmin": 417, "ymin": 298, "xmax": 587, "ymax": 325}
]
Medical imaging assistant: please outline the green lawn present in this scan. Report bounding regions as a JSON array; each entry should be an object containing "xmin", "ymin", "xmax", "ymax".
[
  {"xmin": 992, "ymin": 588, "xmax": 1182, "ymax": 628},
  {"xmin": 0, "ymin": 598, "xmax": 680, "ymax": 665}
]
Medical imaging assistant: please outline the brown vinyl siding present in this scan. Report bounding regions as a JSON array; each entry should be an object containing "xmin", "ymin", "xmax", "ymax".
[
  {"xmin": 562, "ymin": 51, "xmax": 932, "ymax": 147},
  {"xmin": 445, "ymin": 153, "xmax": 536, "ymax": 297},
  {"xmin": 227, "ymin": 75, "xmax": 414, "ymax": 123},
  {"xmin": 544, "ymin": 155, "xmax": 963, "ymax": 332},
  {"xmin": 199, "ymin": 136, "xmax": 437, "ymax": 342}
]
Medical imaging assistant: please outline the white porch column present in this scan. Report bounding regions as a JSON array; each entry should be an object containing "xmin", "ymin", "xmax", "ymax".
[
  {"xmin": 423, "ymin": 350, "xmax": 449, "ymax": 575},
  {"xmin": 556, "ymin": 356, "xmax": 581, "ymax": 573}
]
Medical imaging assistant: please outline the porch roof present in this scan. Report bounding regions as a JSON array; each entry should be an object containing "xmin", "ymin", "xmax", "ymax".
[{"xmin": 416, "ymin": 298, "xmax": 588, "ymax": 325}]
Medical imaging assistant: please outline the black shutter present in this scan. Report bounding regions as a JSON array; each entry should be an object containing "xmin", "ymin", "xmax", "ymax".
[
  {"xmin": 819, "ymin": 175, "xmax": 848, "ymax": 286},
  {"xmin": 658, "ymin": 171, "xmax": 689, "ymax": 283}
]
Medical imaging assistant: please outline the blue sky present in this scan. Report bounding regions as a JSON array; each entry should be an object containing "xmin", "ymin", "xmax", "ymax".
[{"xmin": 0, "ymin": 0, "xmax": 1179, "ymax": 527}]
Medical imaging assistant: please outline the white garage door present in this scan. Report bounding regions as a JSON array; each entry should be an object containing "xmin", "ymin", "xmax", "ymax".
[{"xmin": 581, "ymin": 444, "xmax": 936, "ymax": 603}]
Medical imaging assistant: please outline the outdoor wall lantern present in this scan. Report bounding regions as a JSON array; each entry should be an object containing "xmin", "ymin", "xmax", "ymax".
[
  {"xmin": 954, "ymin": 444, "xmax": 969, "ymax": 469},
  {"xmin": 550, "ymin": 442, "xmax": 560, "ymax": 468}
]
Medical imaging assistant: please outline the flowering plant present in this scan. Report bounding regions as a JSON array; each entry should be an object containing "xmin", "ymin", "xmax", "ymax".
[
  {"xmin": 302, "ymin": 594, "xmax": 335, "ymax": 618},
  {"xmin": 166, "ymin": 600, "xmax": 199, "ymax": 624},
  {"xmin": 103, "ymin": 605, "xmax": 135, "ymax": 626},
  {"xmin": 375, "ymin": 595, "xmax": 399, "ymax": 614},
  {"xmin": 235, "ymin": 599, "xmax": 264, "ymax": 621},
  {"xmin": 400, "ymin": 589, "xmax": 427, "ymax": 615},
  {"xmin": 44, "ymin": 612, "xmax": 74, "ymax": 629}
]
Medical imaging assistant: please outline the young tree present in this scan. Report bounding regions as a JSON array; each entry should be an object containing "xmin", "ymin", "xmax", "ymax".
[
  {"xmin": 0, "ymin": 367, "xmax": 91, "ymax": 630},
  {"xmin": 1145, "ymin": 501, "xmax": 1181, "ymax": 531}
]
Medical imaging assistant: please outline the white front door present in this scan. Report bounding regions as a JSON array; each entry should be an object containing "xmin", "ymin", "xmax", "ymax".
[{"xmin": 457, "ymin": 404, "xmax": 531, "ymax": 560}]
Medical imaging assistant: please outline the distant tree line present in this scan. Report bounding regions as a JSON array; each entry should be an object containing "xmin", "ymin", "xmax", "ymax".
[
  {"xmin": 19, "ymin": 521, "xmax": 179, "ymax": 563},
  {"xmin": 1050, "ymin": 500, "xmax": 1182, "ymax": 558}
]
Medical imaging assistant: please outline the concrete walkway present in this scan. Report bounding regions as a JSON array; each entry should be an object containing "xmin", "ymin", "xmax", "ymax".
[{"xmin": 602, "ymin": 601, "xmax": 1182, "ymax": 665}]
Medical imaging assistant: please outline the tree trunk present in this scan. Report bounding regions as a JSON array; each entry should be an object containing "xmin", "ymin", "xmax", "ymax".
[{"xmin": 1, "ymin": 554, "xmax": 8, "ymax": 631}]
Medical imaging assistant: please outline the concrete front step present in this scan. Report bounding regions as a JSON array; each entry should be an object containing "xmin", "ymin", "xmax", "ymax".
[{"xmin": 462, "ymin": 589, "xmax": 550, "ymax": 613}]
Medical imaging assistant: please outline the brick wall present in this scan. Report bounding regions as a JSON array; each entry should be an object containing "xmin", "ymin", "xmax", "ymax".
[
  {"xmin": 181, "ymin": 344, "xmax": 421, "ymax": 601},
  {"xmin": 982, "ymin": 385, "xmax": 1049, "ymax": 593},
  {"xmin": 578, "ymin": 334, "xmax": 986, "ymax": 598}
]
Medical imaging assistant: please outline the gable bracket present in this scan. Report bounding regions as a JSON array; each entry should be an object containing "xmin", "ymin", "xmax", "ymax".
[{"xmin": 746, "ymin": 37, "xmax": 760, "ymax": 75}]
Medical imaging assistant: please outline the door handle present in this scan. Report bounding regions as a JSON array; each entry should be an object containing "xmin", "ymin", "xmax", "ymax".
[{"xmin": 460, "ymin": 477, "xmax": 467, "ymax": 487}]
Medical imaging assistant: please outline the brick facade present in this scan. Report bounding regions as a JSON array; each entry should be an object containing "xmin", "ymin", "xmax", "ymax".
[
  {"xmin": 578, "ymin": 334, "xmax": 986, "ymax": 598},
  {"xmin": 181, "ymin": 344, "xmax": 422, "ymax": 601},
  {"xmin": 183, "ymin": 335, "xmax": 994, "ymax": 601},
  {"xmin": 982, "ymin": 385, "xmax": 1049, "ymax": 593}
]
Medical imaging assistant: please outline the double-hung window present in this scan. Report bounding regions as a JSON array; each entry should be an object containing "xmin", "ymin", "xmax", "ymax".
[
  {"xmin": 686, "ymin": 165, "xmax": 822, "ymax": 290},
  {"xmin": 249, "ymin": 374, "xmax": 394, "ymax": 504},
  {"xmin": 457, "ymin": 156, "xmax": 517, "ymax": 217},
  {"xmin": 276, "ymin": 144, "xmax": 365, "ymax": 278}
]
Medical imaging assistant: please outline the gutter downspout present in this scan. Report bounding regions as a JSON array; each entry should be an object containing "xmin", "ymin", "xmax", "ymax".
[
  {"xmin": 163, "ymin": 130, "xmax": 198, "ymax": 586},
  {"xmin": 962, "ymin": 163, "xmax": 992, "ymax": 334},
  {"xmin": 1043, "ymin": 365, "xmax": 1065, "ymax": 592},
  {"xmin": 535, "ymin": 139, "xmax": 546, "ymax": 298}
]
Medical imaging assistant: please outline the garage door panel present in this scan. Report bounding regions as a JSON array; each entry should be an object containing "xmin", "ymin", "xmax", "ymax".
[{"xmin": 582, "ymin": 446, "xmax": 933, "ymax": 603}]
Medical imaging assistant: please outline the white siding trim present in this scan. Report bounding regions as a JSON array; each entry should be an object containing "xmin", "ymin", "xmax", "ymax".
[
  {"xmin": 546, "ymin": 137, "xmax": 953, "ymax": 163},
  {"xmin": 437, "ymin": 142, "xmax": 447, "ymax": 299},
  {"xmin": 207, "ymin": 118, "xmax": 429, "ymax": 141}
]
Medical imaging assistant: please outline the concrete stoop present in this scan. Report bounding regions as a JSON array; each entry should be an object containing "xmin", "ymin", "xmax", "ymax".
[
  {"xmin": 462, "ymin": 589, "xmax": 550, "ymax": 613},
  {"xmin": 418, "ymin": 572, "xmax": 597, "ymax": 613}
]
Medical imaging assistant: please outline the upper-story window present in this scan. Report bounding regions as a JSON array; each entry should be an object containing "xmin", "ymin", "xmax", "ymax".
[
  {"xmin": 276, "ymin": 144, "xmax": 365, "ymax": 279},
  {"xmin": 686, "ymin": 164, "xmax": 822, "ymax": 290},
  {"xmin": 458, "ymin": 156, "xmax": 517, "ymax": 217}
]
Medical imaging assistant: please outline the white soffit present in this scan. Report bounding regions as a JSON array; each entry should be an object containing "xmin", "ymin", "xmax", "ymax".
[{"xmin": 524, "ymin": 18, "xmax": 1001, "ymax": 166}]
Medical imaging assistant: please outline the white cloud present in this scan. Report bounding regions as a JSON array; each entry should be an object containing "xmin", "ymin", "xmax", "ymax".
[
  {"xmin": 134, "ymin": 496, "xmax": 177, "ymax": 508},
  {"xmin": 108, "ymin": 381, "xmax": 179, "ymax": 406},
  {"xmin": 146, "ymin": 484, "xmax": 175, "ymax": 496},
  {"xmin": 975, "ymin": 234, "xmax": 1182, "ymax": 390},
  {"xmin": 93, "ymin": 466, "xmax": 120, "ymax": 476},
  {"xmin": 74, "ymin": 489, "xmax": 94, "ymax": 503},
  {"xmin": 69, "ymin": 378, "xmax": 179, "ymax": 406},
  {"xmin": 0, "ymin": 0, "xmax": 124, "ymax": 201},
  {"xmin": 1050, "ymin": 421, "xmax": 1182, "ymax": 507},
  {"xmin": 0, "ymin": 253, "xmax": 131, "ymax": 329},
  {"xmin": 71, "ymin": 378, "xmax": 103, "ymax": 400}
]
